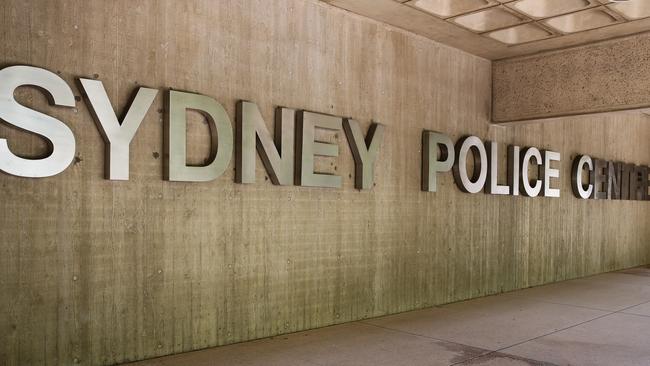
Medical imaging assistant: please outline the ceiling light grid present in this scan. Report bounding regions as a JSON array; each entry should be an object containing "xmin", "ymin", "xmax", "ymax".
[{"xmin": 401, "ymin": 0, "xmax": 650, "ymax": 45}]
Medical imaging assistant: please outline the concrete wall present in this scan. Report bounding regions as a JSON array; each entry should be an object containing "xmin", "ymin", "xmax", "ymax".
[
  {"xmin": 1, "ymin": 1, "xmax": 649, "ymax": 365},
  {"xmin": 493, "ymin": 32, "xmax": 650, "ymax": 122}
]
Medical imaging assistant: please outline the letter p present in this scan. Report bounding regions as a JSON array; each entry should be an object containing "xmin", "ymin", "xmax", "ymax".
[{"xmin": 422, "ymin": 131, "xmax": 455, "ymax": 192}]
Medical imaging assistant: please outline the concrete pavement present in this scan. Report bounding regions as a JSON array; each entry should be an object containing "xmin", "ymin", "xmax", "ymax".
[{"xmin": 125, "ymin": 266, "xmax": 650, "ymax": 366}]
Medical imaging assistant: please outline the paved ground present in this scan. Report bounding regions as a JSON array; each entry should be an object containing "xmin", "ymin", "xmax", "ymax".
[{"xmin": 126, "ymin": 266, "xmax": 650, "ymax": 366}]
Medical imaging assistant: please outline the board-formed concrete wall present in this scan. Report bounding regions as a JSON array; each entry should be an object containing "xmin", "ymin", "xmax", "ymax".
[{"xmin": 1, "ymin": 1, "xmax": 649, "ymax": 365}]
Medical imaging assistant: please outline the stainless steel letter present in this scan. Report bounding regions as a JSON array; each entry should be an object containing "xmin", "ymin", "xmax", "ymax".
[
  {"xmin": 0, "ymin": 65, "xmax": 75, "ymax": 177},
  {"xmin": 592, "ymin": 159, "xmax": 608, "ymax": 199},
  {"xmin": 520, "ymin": 147, "xmax": 542, "ymax": 197},
  {"xmin": 80, "ymin": 79, "xmax": 157, "ymax": 180},
  {"xmin": 541, "ymin": 150, "xmax": 561, "ymax": 198},
  {"xmin": 166, "ymin": 90, "xmax": 233, "ymax": 182},
  {"xmin": 508, "ymin": 145, "xmax": 520, "ymax": 196},
  {"xmin": 422, "ymin": 131, "xmax": 454, "ymax": 192},
  {"xmin": 641, "ymin": 165, "xmax": 650, "ymax": 201},
  {"xmin": 606, "ymin": 161, "xmax": 621, "ymax": 199},
  {"xmin": 235, "ymin": 101, "xmax": 294, "ymax": 185},
  {"xmin": 485, "ymin": 141, "xmax": 510, "ymax": 195},
  {"xmin": 295, "ymin": 111, "xmax": 342, "ymax": 188},
  {"xmin": 630, "ymin": 165, "xmax": 645, "ymax": 201},
  {"xmin": 343, "ymin": 119, "xmax": 385, "ymax": 190},
  {"xmin": 452, "ymin": 136, "xmax": 487, "ymax": 194},
  {"xmin": 571, "ymin": 155, "xmax": 593, "ymax": 199},
  {"xmin": 620, "ymin": 163, "xmax": 633, "ymax": 200}
]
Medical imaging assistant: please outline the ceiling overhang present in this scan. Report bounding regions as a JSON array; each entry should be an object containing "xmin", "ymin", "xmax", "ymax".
[{"xmin": 323, "ymin": 0, "xmax": 650, "ymax": 60}]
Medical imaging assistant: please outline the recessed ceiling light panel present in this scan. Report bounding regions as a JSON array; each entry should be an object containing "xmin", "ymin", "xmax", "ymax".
[
  {"xmin": 408, "ymin": 0, "xmax": 497, "ymax": 18},
  {"xmin": 608, "ymin": 0, "xmax": 650, "ymax": 20},
  {"xmin": 487, "ymin": 23, "xmax": 554, "ymax": 44},
  {"xmin": 544, "ymin": 8, "xmax": 619, "ymax": 33},
  {"xmin": 452, "ymin": 7, "xmax": 526, "ymax": 32},
  {"xmin": 510, "ymin": 0, "xmax": 596, "ymax": 19}
]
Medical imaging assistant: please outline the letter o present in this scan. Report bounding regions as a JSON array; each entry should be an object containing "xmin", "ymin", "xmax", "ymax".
[{"xmin": 452, "ymin": 136, "xmax": 487, "ymax": 194}]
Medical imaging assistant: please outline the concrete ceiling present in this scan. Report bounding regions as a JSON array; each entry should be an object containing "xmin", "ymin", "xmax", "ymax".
[{"xmin": 322, "ymin": 0, "xmax": 650, "ymax": 60}]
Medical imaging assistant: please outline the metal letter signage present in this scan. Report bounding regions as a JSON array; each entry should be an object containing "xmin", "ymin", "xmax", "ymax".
[
  {"xmin": 485, "ymin": 141, "xmax": 510, "ymax": 195},
  {"xmin": 621, "ymin": 163, "xmax": 633, "ymax": 200},
  {"xmin": 80, "ymin": 78, "xmax": 158, "ymax": 180},
  {"xmin": 295, "ymin": 111, "xmax": 342, "ymax": 188},
  {"xmin": 452, "ymin": 136, "xmax": 487, "ymax": 194},
  {"xmin": 507, "ymin": 145, "xmax": 521, "ymax": 196},
  {"xmin": 0, "ymin": 65, "xmax": 648, "ymax": 201},
  {"xmin": 419, "ymin": 137, "xmax": 564, "ymax": 199},
  {"xmin": 571, "ymin": 155, "xmax": 593, "ymax": 199},
  {"xmin": 166, "ymin": 90, "xmax": 233, "ymax": 182},
  {"xmin": 541, "ymin": 150, "xmax": 561, "ymax": 198},
  {"xmin": 520, "ymin": 147, "xmax": 542, "ymax": 197},
  {"xmin": 235, "ymin": 101, "xmax": 295, "ymax": 185},
  {"xmin": 571, "ymin": 155, "xmax": 649, "ymax": 201},
  {"xmin": 0, "ymin": 65, "xmax": 76, "ymax": 177},
  {"xmin": 639, "ymin": 166, "xmax": 650, "ymax": 201},
  {"xmin": 606, "ymin": 161, "xmax": 621, "ymax": 200},
  {"xmin": 422, "ymin": 131, "xmax": 454, "ymax": 193},
  {"xmin": 592, "ymin": 159, "xmax": 608, "ymax": 200},
  {"xmin": 343, "ymin": 119, "xmax": 385, "ymax": 190}
]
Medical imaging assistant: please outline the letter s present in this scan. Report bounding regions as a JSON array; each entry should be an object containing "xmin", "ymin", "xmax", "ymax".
[{"xmin": 0, "ymin": 65, "xmax": 76, "ymax": 177}]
